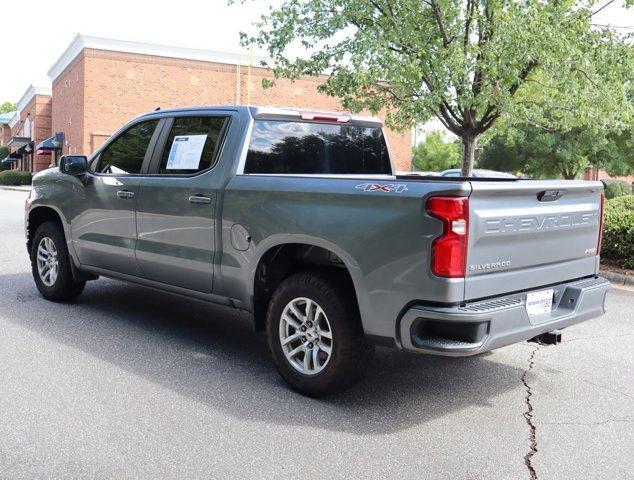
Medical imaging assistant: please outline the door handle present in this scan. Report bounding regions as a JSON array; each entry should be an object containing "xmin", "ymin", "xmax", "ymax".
[
  {"xmin": 189, "ymin": 194, "xmax": 212, "ymax": 204},
  {"xmin": 116, "ymin": 190, "xmax": 135, "ymax": 199}
]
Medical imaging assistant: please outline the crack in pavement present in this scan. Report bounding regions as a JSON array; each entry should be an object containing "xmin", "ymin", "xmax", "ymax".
[{"xmin": 522, "ymin": 345, "xmax": 539, "ymax": 480}]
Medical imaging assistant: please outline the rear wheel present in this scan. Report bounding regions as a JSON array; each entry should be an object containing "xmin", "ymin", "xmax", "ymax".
[
  {"xmin": 266, "ymin": 272, "xmax": 373, "ymax": 397},
  {"xmin": 31, "ymin": 221, "xmax": 85, "ymax": 301}
]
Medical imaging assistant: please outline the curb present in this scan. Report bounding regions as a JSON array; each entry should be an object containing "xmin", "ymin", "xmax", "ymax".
[
  {"xmin": 0, "ymin": 186, "xmax": 31, "ymax": 192},
  {"xmin": 600, "ymin": 269, "xmax": 634, "ymax": 288}
]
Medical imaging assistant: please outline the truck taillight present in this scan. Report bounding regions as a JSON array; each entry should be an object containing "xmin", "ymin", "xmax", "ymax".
[
  {"xmin": 597, "ymin": 193, "xmax": 605, "ymax": 255},
  {"xmin": 426, "ymin": 196, "xmax": 469, "ymax": 278}
]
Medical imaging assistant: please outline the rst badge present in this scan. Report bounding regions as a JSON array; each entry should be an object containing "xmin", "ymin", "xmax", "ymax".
[{"xmin": 355, "ymin": 183, "xmax": 408, "ymax": 193}]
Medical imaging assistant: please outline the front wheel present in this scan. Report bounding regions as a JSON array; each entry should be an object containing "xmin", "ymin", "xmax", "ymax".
[
  {"xmin": 31, "ymin": 221, "xmax": 86, "ymax": 301},
  {"xmin": 266, "ymin": 272, "xmax": 373, "ymax": 397}
]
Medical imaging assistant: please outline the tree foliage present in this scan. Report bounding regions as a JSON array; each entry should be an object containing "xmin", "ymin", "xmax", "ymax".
[
  {"xmin": 479, "ymin": 124, "xmax": 634, "ymax": 179},
  {"xmin": 412, "ymin": 132, "xmax": 461, "ymax": 171},
  {"xmin": 0, "ymin": 102, "xmax": 16, "ymax": 114},
  {"xmin": 236, "ymin": 0, "xmax": 633, "ymax": 175}
]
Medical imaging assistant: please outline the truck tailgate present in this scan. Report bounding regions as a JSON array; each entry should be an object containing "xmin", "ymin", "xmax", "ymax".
[{"xmin": 465, "ymin": 180, "xmax": 603, "ymax": 300}]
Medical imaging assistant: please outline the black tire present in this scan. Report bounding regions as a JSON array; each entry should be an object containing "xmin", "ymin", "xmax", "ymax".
[
  {"xmin": 30, "ymin": 221, "xmax": 86, "ymax": 302},
  {"xmin": 266, "ymin": 271, "xmax": 373, "ymax": 397}
]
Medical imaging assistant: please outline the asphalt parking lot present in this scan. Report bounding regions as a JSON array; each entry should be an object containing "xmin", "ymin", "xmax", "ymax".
[{"xmin": 0, "ymin": 188, "xmax": 632, "ymax": 479}]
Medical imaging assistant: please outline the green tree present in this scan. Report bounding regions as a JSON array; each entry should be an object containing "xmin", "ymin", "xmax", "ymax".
[
  {"xmin": 236, "ymin": 0, "xmax": 633, "ymax": 176},
  {"xmin": 0, "ymin": 102, "xmax": 16, "ymax": 114},
  {"xmin": 593, "ymin": 130, "xmax": 634, "ymax": 178},
  {"xmin": 412, "ymin": 132, "xmax": 461, "ymax": 172},
  {"xmin": 480, "ymin": 124, "xmax": 633, "ymax": 179}
]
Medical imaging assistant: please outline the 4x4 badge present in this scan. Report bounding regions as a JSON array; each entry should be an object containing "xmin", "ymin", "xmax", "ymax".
[{"xmin": 355, "ymin": 183, "xmax": 408, "ymax": 193}]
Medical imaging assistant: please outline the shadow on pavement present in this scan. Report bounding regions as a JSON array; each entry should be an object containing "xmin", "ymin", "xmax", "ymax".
[{"xmin": 1, "ymin": 271, "xmax": 524, "ymax": 435}]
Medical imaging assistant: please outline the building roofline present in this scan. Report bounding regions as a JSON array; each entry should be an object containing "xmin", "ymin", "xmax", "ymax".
[
  {"xmin": 48, "ymin": 34, "xmax": 270, "ymax": 82},
  {"xmin": 0, "ymin": 111, "xmax": 17, "ymax": 125},
  {"xmin": 8, "ymin": 112, "xmax": 20, "ymax": 129},
  {"xmin": 17, "ymin": 85, "xmax": 52, "ymax": 113}
]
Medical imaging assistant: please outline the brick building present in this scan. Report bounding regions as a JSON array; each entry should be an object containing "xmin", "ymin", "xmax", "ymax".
[
  {"xmin": 34, "ymin": 35, "xmax": 410, "ymax": 172},
  {"xmin": 4, "ymin": 85, "xmax": 53, "ymax": 172},
  {"xmin": 582, "ymin": 166, "xmax": 633, "ymax": 186},
  {"xmin": 0, "ymin": 112, "xmax": 16, "ymax": 146}
]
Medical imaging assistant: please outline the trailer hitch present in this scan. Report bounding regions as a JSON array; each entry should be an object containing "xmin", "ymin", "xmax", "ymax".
[{"xmin": 528, "ymin": 330, "xmax": 562, "ymax": 346}]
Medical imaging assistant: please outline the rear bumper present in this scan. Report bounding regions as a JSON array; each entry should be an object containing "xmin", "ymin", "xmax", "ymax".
[{"xmin": 398, "ymin": 277, "xmax": 610, "ymax": 356}]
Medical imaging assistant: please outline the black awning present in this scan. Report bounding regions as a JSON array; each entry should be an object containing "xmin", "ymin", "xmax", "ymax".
[
  {"xmin": 17, "ymin": 143, "xmax": 34, "ymax": 155},
  {"xmin": 1, "ymin": 153, "xmax": 19, "ymax": 163},
  {"xmin": 36, "ymin": 132, "xmax": 64, "ymax": 151}
]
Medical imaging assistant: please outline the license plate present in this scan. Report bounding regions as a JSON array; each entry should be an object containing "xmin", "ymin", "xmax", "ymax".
[{"xmin": 525, "ymin": 289, "xmax": 554, "ymax": 317}]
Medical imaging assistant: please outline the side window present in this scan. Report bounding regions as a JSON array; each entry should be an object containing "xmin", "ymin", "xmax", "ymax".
[
  {"xmin": 157, "ymin": 116, "xmax": 228, "ymax": 175},
  {"xmin": 98, "ymin": 120, "xmax": 159, "ymax": 174}
]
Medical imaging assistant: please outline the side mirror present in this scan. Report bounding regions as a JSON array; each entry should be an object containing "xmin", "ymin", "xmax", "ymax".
[{"xmin": 60, "ymin": 155, "xmax": 88, "ymax": 176}]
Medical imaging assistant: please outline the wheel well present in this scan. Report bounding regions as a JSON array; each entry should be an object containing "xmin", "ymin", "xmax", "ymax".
[
  {"xmin": 27, "ymin": 207, "xmax": 63, "ymax": 254},
  {"xmin": 253, "ymin": 244, "xmax": 357, "ymax": 331}
]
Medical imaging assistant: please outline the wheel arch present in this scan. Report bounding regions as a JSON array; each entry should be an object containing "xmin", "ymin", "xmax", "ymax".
[
  {"xmin": 26, "ymin": 205, "xmax": 68, "ymax": 254},
  {"xmin": 27, "ymin": 204, "xmax": 97, "ymax": 282},
  {"xmin": 250, "ymin": 236, "xmax": 367, "ymax": 332}
]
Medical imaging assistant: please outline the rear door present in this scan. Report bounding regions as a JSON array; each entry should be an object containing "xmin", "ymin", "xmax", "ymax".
[
  {"xmin": 134, "ymin": 113, "xmax": 231, "ymax": 292},
  {"xmin": 465, "ymin": 180, "xmax": 603, "ymax": 300},
  {"xmin": 72, "ymin": 119, "xmax": 161, "ymax": 276}
]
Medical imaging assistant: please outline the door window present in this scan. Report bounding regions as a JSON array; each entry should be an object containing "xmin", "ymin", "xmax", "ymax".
[
  {"xmin": 97, "ymin": 119, "xmax": 159, "ymax": 174},
  {"xmin": 157, "ymin": 116, "xmax": 228, "ymax": 175}
]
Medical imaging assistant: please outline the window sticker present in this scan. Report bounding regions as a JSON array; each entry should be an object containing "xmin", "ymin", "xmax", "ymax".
[{"xmin": 166, "ymin": 134, "xmax": 207, "ymax": 170}]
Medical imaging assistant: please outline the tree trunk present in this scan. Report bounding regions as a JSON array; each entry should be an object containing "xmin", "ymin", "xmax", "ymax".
[{"xmin": 461, "ymin": 135, "xmax": 476, "ymax": 177}]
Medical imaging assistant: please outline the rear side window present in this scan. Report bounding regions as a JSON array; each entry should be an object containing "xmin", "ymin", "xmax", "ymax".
[
  {"xmin": 158, "ymin": 116, "xmax": 228, "ymax": 174},
  {"xmin": 244, "ymin": 120, "xmax": 391, "ymax": 174},
  {"xmin": 98, "ymin": 119, "xmax": 159, "ymax": 174}
]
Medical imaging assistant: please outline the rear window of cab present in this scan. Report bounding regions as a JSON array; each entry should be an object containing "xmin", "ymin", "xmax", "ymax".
[{"xmin": 244, "ymin": 120, "xmax": 391, "ymax": 175}]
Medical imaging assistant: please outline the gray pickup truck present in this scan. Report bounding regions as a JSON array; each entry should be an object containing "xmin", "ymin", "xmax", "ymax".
[{"xmin": 25, "ymin": 105, "xmax": 610, "ymax": 396}]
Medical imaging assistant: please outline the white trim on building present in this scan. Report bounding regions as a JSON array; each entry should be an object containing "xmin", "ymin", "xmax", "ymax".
[
  {"xmin": 17, "ymin": 85, "xmax": 52, "ymax": 113},
  {"xmin": 8, "ymin": 112, "xmax": 20, "ymax": 129},
  {"xmin": 48, "ymin": 34, "xmax": 270, "ymax": 82}
]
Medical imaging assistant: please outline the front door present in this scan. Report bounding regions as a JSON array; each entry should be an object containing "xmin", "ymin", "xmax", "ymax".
[
  {"xmin": 71, "ymin": 119, "xmax": 160, "ymax": 276},
  {"xmin": 134, "ymin": 114, "xmax": 230, "ymax": 292}
]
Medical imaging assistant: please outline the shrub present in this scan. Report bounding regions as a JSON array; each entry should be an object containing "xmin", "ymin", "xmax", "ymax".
[
  {"xmin": 18, "ymin": 171, "xmax": 32, "ymax": 185},
  {"xmin": 601, "ymin": 195, "xmax": 634, "ymax": 269},
  {"xmin": 0, "ymin": 170, "xmax": 31, "ymax": 186},
  {"xmin": 604, "ymin": 181, "xmax": 632, "ymax": 199},
  {"xmin": 0, "ymin": 170, "xmax": 22, "ymax": 186}
]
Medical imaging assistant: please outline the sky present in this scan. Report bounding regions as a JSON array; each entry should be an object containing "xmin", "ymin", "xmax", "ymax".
[{"xmin": 0, "ymin": 0, "xmax": 632, "ymax": 104}]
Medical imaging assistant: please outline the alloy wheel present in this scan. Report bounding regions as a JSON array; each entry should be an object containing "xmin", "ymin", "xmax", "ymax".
[
  {"xmin": 279, "ymin": 297, "xmax": 333, "ymax": 375},
  {"xmin": 36, "ymin": 237, "xmax": 59, "ymax": 287}
]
